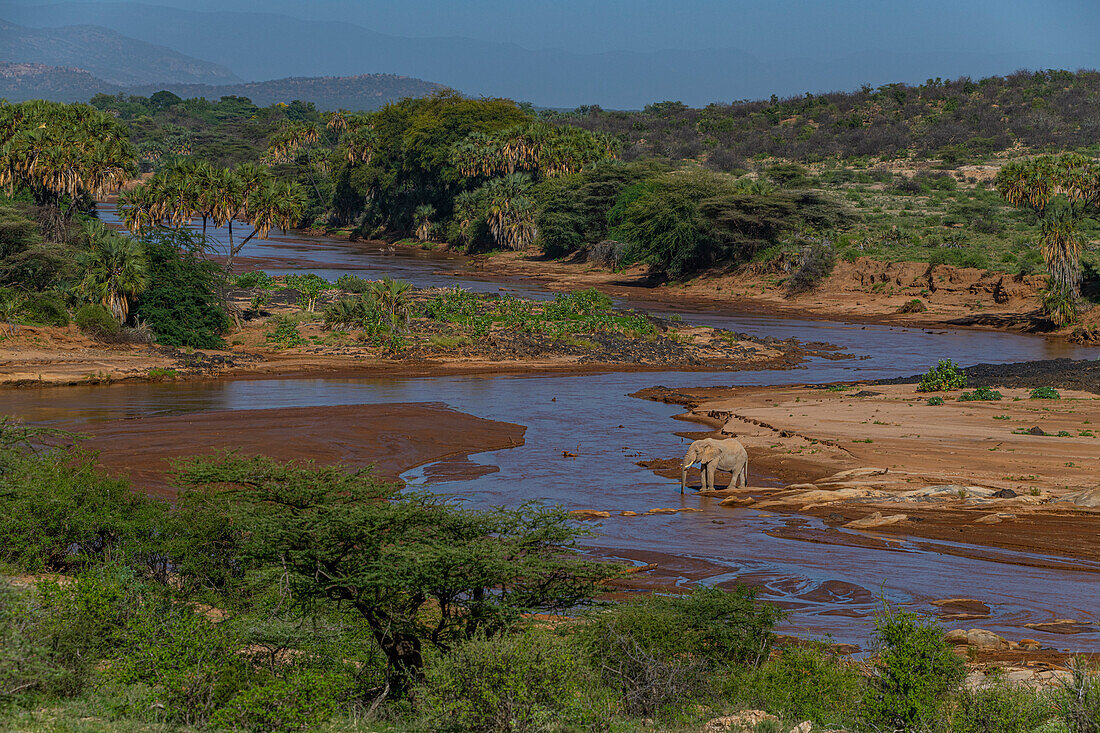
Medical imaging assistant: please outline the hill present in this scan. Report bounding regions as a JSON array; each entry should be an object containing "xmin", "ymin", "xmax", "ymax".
[
  {"xmin": 3, "ymin": 2, "xmax": 1098, "ymax": 107},
  {"xmin": 125, "ymin": 73, "xmax": 445, "ymax": 111},
  {"xmin": 0, "ymin": 62, "xmax": 119, "ymax": 102},
  {"xmin": 0, "ymin": 19, "xmax": 239, "ymax": 86},
  {"xmin": 552, "ymin": 69, "xmax": 1100, "ymax": 168}
]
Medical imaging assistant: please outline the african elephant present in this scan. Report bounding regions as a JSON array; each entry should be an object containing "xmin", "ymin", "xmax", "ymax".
[{"xmin": 680, "ymin": 438, "xmax": 748, "ymax": 493}]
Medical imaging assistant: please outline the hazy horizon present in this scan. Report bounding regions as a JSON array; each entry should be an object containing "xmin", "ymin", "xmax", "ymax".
[{"xmin": 4, "ymin": 0, "xmax": 1099, "ymax": 107}]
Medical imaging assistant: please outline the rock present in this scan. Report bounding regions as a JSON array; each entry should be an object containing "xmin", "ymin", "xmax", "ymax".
[
  {"xmin": 904, "ymin": 484, "xmax": 996, "ymax": 498},
  {"xmin": 843, "ymin": 512, "xmax": 907, "ymax": 529},
  {"xmin": 945, "ymin": 628, "xmax": 1011, "ymax": 650},
  {"xmin": 1023, "ymin": 619, "xmax": 1098, "ymax": 634},
  {"xmin": 785, "ymin": 483, "xmax": 820, "ymax": 491},
  {"xmin": 646, "ymin": 507, "xmax": 680, "ymax": 514},
  {"xmin": 992, "ymin": 488, "xmax": 1018, "ymax": 498},
  {"xmin": 789, "ymin": 723, "xmax": 813, "ymax": 733},
  {"xmin": 720, "ymin": 495, "xmax": 755, "ymax": 506},
  {"xmin": 975, "ymin": 512, "xmax": 1016, "ymax": 524},
  {"xmin": 1067, "ymin": 485, "xmax": 1100, "ymax": 507},
  {"xmin": 569, "ymin": 510, "xmax": 611, "ymax": 520},
  {"xmin": 852, "ymin": 390, "xmax": 882, "ymax": 397},
  {"xmin": 1018, "ymin": 638, "xmax": 1042, "ymax": 650},
  {"xmin": 816, "ymin": 467, "xmax": 889, "ymax": 482},
  {"xmin": 931, "ymin": 598, "xmax": 991, "ymax": 619},
  {"xmin": 704, "ymin": 710, "xmax": 779, "ymax": 732},
  {"xmin": 620, "ymin": 511, "xmax": 639, "ymax": 516},
  {"xmin": 1027, "ymin": 426, "xmax": 1046, "ymax": 436}
]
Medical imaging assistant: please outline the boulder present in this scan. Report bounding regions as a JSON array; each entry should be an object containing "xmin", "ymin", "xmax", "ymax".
[
  {"xmin": 1023, "ymin": 619, "xmax": 1098, "ymax": 634},
  {"xmin": 844, "ymin": 512, "xmax": 907, "ymax": 529},
  {"xmin": 945, "ymin": 628, "xmax": 1011, "ymax": 650},
  {"xmin": 620, "ymin": 511, "xmax": 639, "ymax": 516},
  {"xmin": 720, "ymin": 495, "xmax": 755, "ymax": 507},
  {"xmin": 904, "ymin": 484, "xmax": 996, "ymax": 498},
  {"xmin": 816, "ymin": 467, "xmax": 888, "ymax": 483},
  {"xmin": 569, "ymin": 510, "xmax": 610, "ymax": 520},
  {"xmin": 992, "ymin": 488, "xmax": 1018, "ymax": 499},
  {"xmin": 931, "ymin": 598, "xmax": 991, "ymax": 619},
  {"xmin": 646, "ymin": 507, "xmax": 680, "ymax": 515}
]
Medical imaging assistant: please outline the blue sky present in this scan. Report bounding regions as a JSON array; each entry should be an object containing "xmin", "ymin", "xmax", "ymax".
[{"xmin": 20, "ymin": 0, "xmax": 1100, "ymax": 57}]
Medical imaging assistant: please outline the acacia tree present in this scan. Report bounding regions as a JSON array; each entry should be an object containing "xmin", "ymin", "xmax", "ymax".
[
  {"xmin": 173, "ymin": 454, "xmax": 617, "ymax": 697},
  {"xmin": 996, "ymin": 154, "xmax": 1100, "ymax": 324}
]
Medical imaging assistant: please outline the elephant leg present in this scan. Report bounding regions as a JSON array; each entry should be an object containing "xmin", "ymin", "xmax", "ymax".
[{"xmin": 703, "ymin": 463, "xmax": 712, "ymax": 492}]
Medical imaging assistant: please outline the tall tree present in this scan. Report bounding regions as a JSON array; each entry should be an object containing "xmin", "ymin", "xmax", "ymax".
[
  {"xmin": 0, "ymin": 101, "xmax": 136, "ymax": 236},
  {"xmin": 996, "ymin": 154, "xmax": 1100, "ymax": 324},
  {"xmin": 77, "ymin": 220, "xmax": 150, "ymax": 323}
]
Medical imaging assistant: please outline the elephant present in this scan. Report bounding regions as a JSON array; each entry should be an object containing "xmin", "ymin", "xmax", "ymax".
[{"xmin": 680, "ymin": 438, "xmax": 748, "ymax": 493}]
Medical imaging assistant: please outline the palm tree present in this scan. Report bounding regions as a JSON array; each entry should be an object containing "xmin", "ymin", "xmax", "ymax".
[
  {"xmin": 413, "ymin": 204, "xmax": 435, "ymax": 242},
  {"xmin": 366, "ymin": 277, "xmax": 413, "ymax": 330},
  {"xmin": 77, "ymin": 220, "xmax": 150, "ymax": 323},
  {"xmin": 482, "ymin": 174, "xmax": 537, "ymax": 250}
]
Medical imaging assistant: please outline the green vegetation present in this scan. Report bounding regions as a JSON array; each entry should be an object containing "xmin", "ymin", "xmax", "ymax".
[
  {"xmin": 917, "ymin": 359, "xmax": 968, "ymax": 392},
  {"xmin": 73, "ymin": 303, "xmax": 119, "ymax": 337},
  {"xmin": 1030, "ymin": 386, "xmax": 1062, "ymax": 399},
  {"xmin": 996, "ymin": 154, "xmax": 1100, "ymax": 323},
  {"xmin": 2, "ymin": 432, "xmax": 1097, "ymax": 731},
  {"xmin": 958, "ymin": 387, "xmax": 1003, "ymax": 401},
  {"xmin": 926, "ymin": 396, "xmax": 945, "ymax": 406}
]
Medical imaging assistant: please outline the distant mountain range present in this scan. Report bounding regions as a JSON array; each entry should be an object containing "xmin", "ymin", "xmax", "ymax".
[
  {"xmin": 4, "ymin": 1, "xmax": 1099, "ymax": 108},
  {"xmin": 0, "ymin": 62, "xmax": 444, "ymax": 110},
  {"xmin": 0, "ymin": 18, "xmax": 239, "ymax": 85}
]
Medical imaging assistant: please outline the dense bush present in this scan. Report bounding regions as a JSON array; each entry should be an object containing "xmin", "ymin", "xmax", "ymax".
[
  {"xmin": 334, "ymin": 273, "xmax": 372, "ymax": 293},
  {"xmin": 132, "ymin": 229, "xmax": 230, "ymax": 348},
  {"xmin": 576, "ymin": 586, "xmax": 783, "ymax": 715},
  {"xmin": 866, "ymin": 607, "xmax": 965, "ymax": 731},
  {"xmin": 74, "ymin": 303, "xmax": 120, "ymax": 337},
  {"xmin": 0, "ymin": 447, "xmax": 166, "ymax": 573},
  {"xmin": 947, "ymin": 681, "xmax": 1056, "ymax": 733},
  {"xmin": 1030, "ymin": 386, "xmax": 1061, "ymax": 400},
  {"xmin": 958, "ymin": 387, "xmax": 1003, "ymax": 401},
  {"xmin": 17, "ymin": 292, "xmax": 68, "ymax": 327},
  {"xmin": 786, "ymin": 238, "xmax": 837, "ymax": 294},
  {"xmin": 232, "ymin": 270, "xmax": 276, "ymax": 289},
  {"xmin": 737, "ymin": 644, "xmax": 866, "ymax": 728},
  {"xmin": 917, "ymin": 359, "xmax": 968, "ymax": 392},
  {"xmin": 417, "ymin": 630, "xmax": 592, "ymax": 732}
]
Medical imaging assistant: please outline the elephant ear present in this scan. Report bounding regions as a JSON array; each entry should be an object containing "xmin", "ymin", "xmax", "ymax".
[{"xmin": 699, "ymin": 444, "xmax": 720, "ymax": 462}]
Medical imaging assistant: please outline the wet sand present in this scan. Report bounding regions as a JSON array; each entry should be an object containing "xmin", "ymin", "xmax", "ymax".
[{"xmin": 74, "ymin": 402, "xmax": 525, "ymax": 496}]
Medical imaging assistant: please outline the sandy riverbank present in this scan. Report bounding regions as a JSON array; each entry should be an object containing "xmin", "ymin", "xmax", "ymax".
[
  {"xmin": 460, "ymin": 249, "xmax": 1099, "ymax": 342},
  {"xmin": 635, "ymin": 374, "xmax": 1100, "ymax": 566}
]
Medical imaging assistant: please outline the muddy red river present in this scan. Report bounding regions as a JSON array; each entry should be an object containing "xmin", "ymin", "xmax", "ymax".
[{"xmin": 6, "ymin": 208, "xmax": 1096, "ymax": 651}]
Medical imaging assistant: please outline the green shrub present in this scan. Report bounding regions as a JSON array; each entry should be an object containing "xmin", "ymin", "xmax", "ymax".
[
  {"xmin": 1030, "ymin": 386, "xmax": 1061, "ymax": 400},
  {"xmin": 899, "ymin": 298, "xmax": 926, "ymax": 314},
  {"xmin": 0, "ymin": 447, "xmax": 166, "ymax": 573},
  {"xmin": 265, "ymin": 316, "xmax": 303, "ymax": 348},
  {"xmin": 285, "ymin": 273, "xmax": 328, "ymax": 312},
  {"xmin": 74, "ymin": 303, "xmax": 119, "ymax": 337},
  {"xmin": 958, "ymin": 387, "xmax": 1003, "ymax": 401},
  {"xmin": 19, "ymin": 292, "xmax": 69, "ymax": 326},
  {"xmin": 232, "ymin": 270, "xmax": 275, "ymax": 289},
  {"xmin": 133, "ymin": 229, "xmax": 229, "ymax": 349},
  {"xmin": 99, "ymin": 588, "xmax": 253, "ymax": 727},
  {"xmin": 737, "ymin": 644, "xmax": 866, "ymax": 728},
  {"xmin": 917, "ymin": 359, "xmax": 968, "ymax": 392},
  {"xmin": 926, "ymin": 396, "xmax": 945, "ymax": 406},
  {"xmin": 417, "ymin": 630, "xmax": 591, "ymax": 733},
  {"xmin": 212, "ymin": 669, "xmax": 352, "ymax": 733},
  {"xmin": 576, "ymin": 586, "xmax": 783, "ymax": 716},
  {"xmin": 866, "ymin": 606, "xmax": 964, "ymax": 731},
  {"xmin": 947, "ymin": 681, "xmax": 1056, "ymax": 733},
  {"xmin": 334, "ymin": 273, "xmax": 371, "ymax": 293}
]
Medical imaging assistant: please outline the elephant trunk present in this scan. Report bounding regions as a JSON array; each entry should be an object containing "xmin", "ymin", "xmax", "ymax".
[{"xmin": 680, "ymin": 465, "xmax": 687, "ymax": 494}]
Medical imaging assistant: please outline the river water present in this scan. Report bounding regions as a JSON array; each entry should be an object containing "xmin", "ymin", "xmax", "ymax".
[{"xmin": 14, "ymin": 211, "xmax": 1098, "ymax": 649}]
